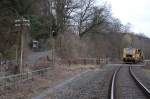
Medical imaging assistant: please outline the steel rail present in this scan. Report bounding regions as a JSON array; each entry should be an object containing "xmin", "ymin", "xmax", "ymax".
[
  {"xmin": 110, "ymin": 67, "xmax": 121, "ymax": 99},
  {"xmin": 129, "ymin": 66, "xmax": 150, "ymax": 97}
]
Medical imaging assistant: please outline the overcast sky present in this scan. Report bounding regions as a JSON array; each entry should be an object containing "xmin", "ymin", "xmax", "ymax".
[{"xmin": 96, "ymin": 0, "xmax": 150, "ymax": 37}]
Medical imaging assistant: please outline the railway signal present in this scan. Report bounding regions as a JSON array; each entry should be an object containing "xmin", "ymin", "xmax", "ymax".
[{"xmin": 15, "ymin": 17, "xmax": 30, "ymax": 73}]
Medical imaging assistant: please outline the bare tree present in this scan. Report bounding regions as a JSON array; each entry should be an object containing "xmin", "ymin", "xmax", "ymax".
[{"xmin": 70, "ymin": 0, "xmax": 95, "ymax": 35}]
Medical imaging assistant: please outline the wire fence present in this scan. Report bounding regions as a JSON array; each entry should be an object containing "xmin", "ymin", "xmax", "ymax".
[
  {"xmin": 0, "ymin": 67, "xmax": 50, "ymax": 90},
  {"xmin": 0, "ymin": 58, "xmax": 109, "ymax": 90},
  {"xmin": 57, "ymin": 58, "xmax": 110, "ymax": 66}
]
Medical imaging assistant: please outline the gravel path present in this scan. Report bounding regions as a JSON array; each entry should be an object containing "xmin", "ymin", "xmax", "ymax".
[
  {"xmin": 32, "ymin": 66, "xmax": 116, "ymax": 99},
  {"xmin": 116, "ymin": 66, "xmax": 148, "ymax": 99},
  {"xmin": 25, "ymin": 51, "xmax": 52, "ymax": 64},
  {"xmin": 30, "ymin": 64, "xmax": 150, "ymax": 99}
]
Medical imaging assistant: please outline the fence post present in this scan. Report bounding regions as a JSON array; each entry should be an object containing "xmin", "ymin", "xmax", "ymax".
[
  {"xmin": 96, "ymin": 58, "xmax": 100, "ymax": 65},
  {"xmin": 84, "ymin": 59, "xmax": 86, "ymax": 65},
  {"xmin": 68, "ymin": 60, "xmax": 71, "ymax": 66}
]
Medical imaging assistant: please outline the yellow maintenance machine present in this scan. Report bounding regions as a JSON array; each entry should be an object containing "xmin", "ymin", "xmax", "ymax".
[{"xmin": 122, "ymin": 48, "xmax": 144, "ymax": 63}]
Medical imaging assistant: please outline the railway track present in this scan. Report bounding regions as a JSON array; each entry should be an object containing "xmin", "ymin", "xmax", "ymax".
[{"xmin": 110, "ymin": 66, "xmax": 150, "ymax": 99}]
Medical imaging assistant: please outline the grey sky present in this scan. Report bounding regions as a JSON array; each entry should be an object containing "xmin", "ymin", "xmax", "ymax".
[{"xmin": 96, "ymin": 0, "xmax": 150, "ymax": 37}]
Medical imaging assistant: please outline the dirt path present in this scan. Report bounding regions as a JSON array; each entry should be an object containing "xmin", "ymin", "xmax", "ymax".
[{"xmin": 32, "ymin": 66, "xmax": 116, "ymax": 99}]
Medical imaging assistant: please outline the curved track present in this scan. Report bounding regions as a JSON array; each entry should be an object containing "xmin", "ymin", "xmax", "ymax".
[{"xmin": 110, "ymin": 66, "xmax": 150, "ymax": 99}]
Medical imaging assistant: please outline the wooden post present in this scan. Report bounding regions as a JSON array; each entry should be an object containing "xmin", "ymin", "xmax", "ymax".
[
  {"xmin": 68, "ymin": 60, "xmax": 71, "ymax": 66},
  {"xmin": 84, "ymin": 59, "xmax": 86, "ymax": 65}
]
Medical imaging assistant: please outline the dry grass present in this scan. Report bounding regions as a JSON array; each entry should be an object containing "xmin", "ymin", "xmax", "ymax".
[{"xmin": 0, "ymin": 64, "xmax": 99, "ymax": 99}]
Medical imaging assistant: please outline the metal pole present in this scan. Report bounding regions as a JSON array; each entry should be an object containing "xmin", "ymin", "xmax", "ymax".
[
  {"xmin": 16, "ymin": 45, "xmax": 18, "ymax": 64},
  {"xmin": 20, "ymin": 23, "xmax": 24, "ymax": 73},
  {"xmin": 52, "ymin": 31, "xmax": 55, "ymax": 67},
  {"xmin": 16, "ymin": 30, "xmax": 20, "ymax": 65}
]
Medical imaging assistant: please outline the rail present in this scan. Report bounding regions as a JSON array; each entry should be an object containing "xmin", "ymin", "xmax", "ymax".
[
  {"xmin": 110, "ymin": 65, "xmax": 150, "ymax": 99},
  {"xmin": 129, "ymin": 66, "xmax": 150, "ymax": 97},
  {"xmin": 110, "ymin": 67, "xmax": 121, "ymax": 99}
]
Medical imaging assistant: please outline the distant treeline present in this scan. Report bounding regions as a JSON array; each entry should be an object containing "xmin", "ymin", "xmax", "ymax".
[{"xmin": 0, "ymin": 0, "xmax": 150, "ymax": 60}]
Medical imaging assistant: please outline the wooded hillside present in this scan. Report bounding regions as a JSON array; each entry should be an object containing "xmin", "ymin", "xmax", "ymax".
[{"xmin": 0, "ymin": 0, "xmax": 150, "ymax": 60}]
